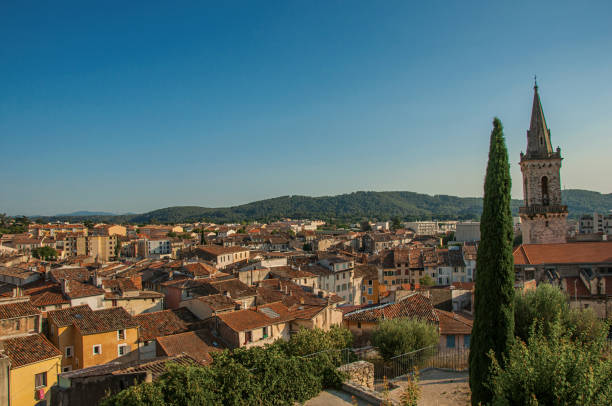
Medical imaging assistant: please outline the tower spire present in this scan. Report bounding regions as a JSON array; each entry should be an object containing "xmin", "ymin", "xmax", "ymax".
[{"xmin": 526, "ymin": 81, "xmax": 553, "ymax": 158}]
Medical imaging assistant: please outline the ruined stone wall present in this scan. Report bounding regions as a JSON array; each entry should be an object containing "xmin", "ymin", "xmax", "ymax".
[{"xmin": 337, "ymin": 360, "xmax": 374, "ymax": 390}]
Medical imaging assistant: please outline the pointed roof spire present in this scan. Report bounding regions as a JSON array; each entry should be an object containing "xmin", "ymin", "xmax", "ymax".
[{"xmin": 526, "ymin": 79, "xmax": 553, "ymax": 158}]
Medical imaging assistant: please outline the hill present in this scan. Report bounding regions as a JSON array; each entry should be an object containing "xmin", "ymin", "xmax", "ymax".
[{"xmin": 33, "ymin": 189, "xmax": 612, "ymax": 224}]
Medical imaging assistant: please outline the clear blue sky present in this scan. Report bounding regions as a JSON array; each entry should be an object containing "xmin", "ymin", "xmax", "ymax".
[{"xmin": 1, "ymin": 1, "xmax": 611, "ymax": 216}]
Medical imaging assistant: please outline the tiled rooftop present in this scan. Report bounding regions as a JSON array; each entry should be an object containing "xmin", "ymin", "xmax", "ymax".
[
  {"xmin": 1, "ymin": 333, "xmax": 61, "ymax": 367},
  {"xmin": 156, "ymin": 329, "xmax": 224, "ymax": 365},
  {"xmin": 0, "ymin": 299, "xmax": 41, "ymax": 320},
  {"xmin": 343, "ymin": 293, "xmax": 438, "ymax": 323},
  {"xmin": 514, "ymin": 242, "xmax": 612, "ymax": 265},
  {"xmin": 133, "ymin": 308, "xmax": 200, "ymax": 342}
]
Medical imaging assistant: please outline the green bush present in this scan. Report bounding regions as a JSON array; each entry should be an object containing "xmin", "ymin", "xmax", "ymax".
[
  {"xmin": 489, "ymin": 319, "xmax": 612, "ymax": 405},
  {"xmin": 101, "ymin": 327, "xmax": 352, "ymax": 405},
  {"xmin": 514, "ymin": 284, "xmax": 568, "ymax": 342},
  {"xmin": 371, "ymin": 318, "xmax": 439, "ymax": 361},
  {"xmin": 514, "ymin": 284, "xmax": 605, "ymax": 345}
]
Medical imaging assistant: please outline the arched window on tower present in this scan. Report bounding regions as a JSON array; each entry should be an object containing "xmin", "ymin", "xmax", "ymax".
[{"xmin": 541, "ymin": 176, "xmax": 549, "ymax": 206}]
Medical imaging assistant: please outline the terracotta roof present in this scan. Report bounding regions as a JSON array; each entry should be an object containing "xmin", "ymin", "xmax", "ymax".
[
  {"xmin": 195, "ymin": 294, "xmax": 239, "ymax": 312},
  {"xmin": 195, "ymin": 245, "xmax": 248, "ymax": 256},
  {"xmin": 0, "ymin": 265, "xmax": 38, "ymax": 280},
  {"xmin": 102, "ymin": 278, "xmax": 138, "ymax": 293},
  {"xmin": 513, "ymin": 242, "xmax": 612, "ymax": 265},
  {"xmin": 47, "ymin": 305, "xmax": 93, "ymax": 327},
  {"xmin": 50, "ymin": 267, "xmax": 92, "ymax": 283},
  {"xmin": 133, "ymin": 308, "xmax": 199, "ymax": 342},
  {"xmin": 60, "ymin": 354, "xmax": 197, "ymax": 380},
  {"xmin": 183, "ymin": 262, "xmax": 218, "ymax": 277},
  {"xmin": 156, "ymin": 329, "xmax": 224, "ymax": 365},
  {"xmin": 1, "ymin": 334, "xmax": 61, "ymax": 368},
  {"xmin": 0, "ymin": 299, "xmax": 41, "ymax": 320},
  {"xmin": 217, "ymin": 301, "xmax": 326, "ymax": 332},
  {"xmin": 30, "ymin": 290, "xmax": 69, "ymax": 307},
  {"xmin": 48, "ymin": 305, "xmax": 138, "ymax": 334},
  {"xmin": 451, "ymin": 282, "xmax": 475, "ymax": 291},
  {"xmin": 74, "ymin": 307, "xmax": 139, "ymax": 335},
  {"xmin": 344, "ymin": 293, "xmax": 438, "ymax": 323},
  {"xmin": 64, "ymin": 280, "xmax": 105, "ymax": 299},
  {"xmin": 206, "ymin": 278, "xmax": 257, "ymax": 299},
  {"xmin": 435, "ymin": 310, "xmax": 473, "ymax": 335}
]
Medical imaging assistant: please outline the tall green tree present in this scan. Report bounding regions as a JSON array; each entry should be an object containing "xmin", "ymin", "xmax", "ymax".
[{"xmin": 469, "ymin": 118, "xmax": 515, "ymax": 405}]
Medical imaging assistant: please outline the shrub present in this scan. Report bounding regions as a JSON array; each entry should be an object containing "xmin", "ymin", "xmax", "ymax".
[
  {"xmin": 101, "ymin": 327, "xmax": 351, "ymax": 405},
  {"xmin": 371, "ymin": 318, "xmax": 439, "ymax": 361},
  {"xmin": 514, "ymin": 284, "xmax": 606, "ymax": 345},
  {"xmin": 514, "ymin": 283, "xmax": 568, "ymax": 342},
  {"xmin": 489, "ymin": 319, "xmax": 612, "ymax": 406},
  {"xmin": 399, "ymin": 369, "xmax": 421, "ymax": 406}
]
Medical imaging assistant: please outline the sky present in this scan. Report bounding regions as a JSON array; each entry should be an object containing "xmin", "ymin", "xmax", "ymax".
[{"xmin": 1, "ymin": 1, "xmax": 611, "ymax": 216}]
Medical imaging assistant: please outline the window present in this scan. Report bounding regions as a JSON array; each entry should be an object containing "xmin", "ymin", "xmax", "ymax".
[
  {"xmin": 367, "ymin": 287, "xmax": 373, "ymax": 295},
  {"xmin": 446, "ymin": 335, "xmax": 456, "ymax": 348},
  {"xmin": 464, "ymin": 335, "xmax": 470, "ymax": 348},
  {"xmin": 35, "ymin": 372, "xmax": 47, "ymax": 388},
  {"xmin": 15, "ymin": 320, "xmax": 20, "ymax": 330},
  {"xmin": 368, "ymin": 280, "xmax": 372, "ymax": 286},
  {"xmin": 93, "ymin": 344, "xmax": 102, "ymax": 355},
  {"xmin": 62, "ymin": 366, "xmax": 72, "ymax": 372},
  {"xmin": 118, "ymin": 344, "xmax": 128, "ymax": 357},
  {"xmin": 357, "ymin": 322, "xmax": 362, "ymax": 329},
  {"xmin": 117, "ymin": 329, "xmax": 126, "ymax": 340},
  {"xmin": 245, "ymin": 331, "xmax": 253, "ymax": 344},
  {"xmin": 65, "ymin": 346, "xmax": 73, "ymax": 358},
  {"xmin": 262, "ymin": 326, "xmax": 269, "ymax": 339}
]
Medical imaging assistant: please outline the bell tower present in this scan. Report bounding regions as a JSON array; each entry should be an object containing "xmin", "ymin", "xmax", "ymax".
[{"xmin": 519, "ymin": 81, "xmax": 568, "ymax": 244}]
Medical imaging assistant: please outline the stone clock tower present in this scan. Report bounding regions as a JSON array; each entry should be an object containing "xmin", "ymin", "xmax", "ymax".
[{"xmin": 519, "ymin": 82, "xmax": 568, "ymax": 244}]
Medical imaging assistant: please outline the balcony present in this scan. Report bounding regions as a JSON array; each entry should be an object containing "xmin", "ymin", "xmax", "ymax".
[{"xmin": 519, "ymin": 205, "xmax": 567, "ymax": 216}]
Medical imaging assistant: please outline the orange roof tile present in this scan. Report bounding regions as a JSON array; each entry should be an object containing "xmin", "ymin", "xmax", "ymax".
[
  {"xmin": 1, "ymin": 334, "xmax": 61, "ymax": 368},
  {"xmin": 513, "ymin": 242, "xmax": 612, "ymax": 265}
]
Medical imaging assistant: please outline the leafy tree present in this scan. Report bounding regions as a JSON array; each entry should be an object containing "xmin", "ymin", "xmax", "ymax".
[
  {"xmin": 166, "ymin": 231, "xmax": 177, "ymax": 238},
  {"xmin": 303, "ymin": 243, "xmax": 312, "ymax": 251},
  {"xmin": 514, "ymin": 284, "xmax": 568, "ymax": 342},
  {"xmin": 391, "ymin": 216, "xmax": 402, "ymax": 231},
  {"xmin": 489, "ymin": 318, "xmax": 612, "ymax": 405},
  {"xmin": 101, "ymin": 327, "xmax": 351, "ymax": 405},
  {"xmin": 360, "ymin": 221, "xmax": 372, "ymax": 231},
  {"xmin": 371, "ymin": 318, "xmax": 439, "ymax": 361},
  {"xmin": 515, "ymin": 284, "xmax": 605, "ymax": 345},
  {"xmin": 469, "ymin": 118, "xmax": 515, "ymax": 405},
  {"xmin": 31, "ymin": 246, "xmax": 58, "ymax": 260},
  {"xmin": 83, "ymin": 220, "xmax": 94, "ymax": 228},
  {"xmin": 419, "ymin": 275, "xmax": 434, "ymax": 287}
]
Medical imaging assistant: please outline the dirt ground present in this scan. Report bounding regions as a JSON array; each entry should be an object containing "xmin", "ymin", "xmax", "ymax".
[{"xmin": 390, "ymin": 369, "xmax": 471, "ymax": 406}]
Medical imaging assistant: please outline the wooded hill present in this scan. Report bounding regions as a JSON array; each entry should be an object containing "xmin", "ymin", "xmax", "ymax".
[{"xmin": 33, "ymin": 189, "xmax": 612, "ymax": 225}]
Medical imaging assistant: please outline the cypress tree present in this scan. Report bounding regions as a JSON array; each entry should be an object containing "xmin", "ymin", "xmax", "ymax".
[{"xmin": 469, "ymin": 117, "xmax": 515, "ymax": 405}]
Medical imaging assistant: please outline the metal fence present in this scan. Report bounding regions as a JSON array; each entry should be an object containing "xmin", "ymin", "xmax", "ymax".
[{"xmin": 302, "ymin": 344, "xmax": 469, "ymax": 385}]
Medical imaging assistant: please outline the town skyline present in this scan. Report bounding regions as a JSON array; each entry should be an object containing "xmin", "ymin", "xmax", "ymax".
[{"xmin": 2, "ymin": 1, "xmax": 611, "ymax": 216}]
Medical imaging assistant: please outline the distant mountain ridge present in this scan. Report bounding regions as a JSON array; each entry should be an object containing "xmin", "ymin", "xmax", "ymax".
[
  {"xmin": 34, "ymin": 189, "xmax": 612, "ymax": 224},
  {"xmin": 55, "ymin": 211, "xmax": 118, "ymax": 217}
]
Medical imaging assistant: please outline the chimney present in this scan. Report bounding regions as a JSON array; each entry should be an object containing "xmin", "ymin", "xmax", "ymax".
[{"xmin": 62, "ymin": 279, "xmax": 70, "ymax": 294}]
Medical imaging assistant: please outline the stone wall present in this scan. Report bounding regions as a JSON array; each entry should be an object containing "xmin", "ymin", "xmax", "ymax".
[{"xmin": 337, "ymin": 360, "xmax": 374, "ymax": 390}]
